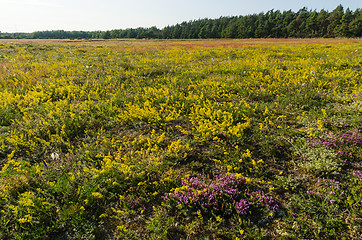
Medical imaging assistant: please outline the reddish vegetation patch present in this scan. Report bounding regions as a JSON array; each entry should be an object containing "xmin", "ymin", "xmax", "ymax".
[{"xmin": 1, "ymin": 38, "xmax": 361, "ymax": 49}]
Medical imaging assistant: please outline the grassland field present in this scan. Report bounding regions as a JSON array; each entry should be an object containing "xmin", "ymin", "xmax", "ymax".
[{"xmin": 0, "ymin": 38, "xmax": 361, "ymax": 239}]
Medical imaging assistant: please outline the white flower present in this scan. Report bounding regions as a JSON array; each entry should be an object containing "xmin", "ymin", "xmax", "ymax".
[{"xmin": 50, "ymin": 152, "xmax": 60, "ymax": 161}]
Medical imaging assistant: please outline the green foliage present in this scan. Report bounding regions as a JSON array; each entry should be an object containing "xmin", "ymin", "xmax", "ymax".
[{"xmin": 296, "ymin": 143, "xmax": 341, "ymax": 175}]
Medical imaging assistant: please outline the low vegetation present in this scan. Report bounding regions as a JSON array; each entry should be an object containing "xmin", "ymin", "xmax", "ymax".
[{"xmin": 0, "ymin": 39, "xmax": 361, "ymax": 239}]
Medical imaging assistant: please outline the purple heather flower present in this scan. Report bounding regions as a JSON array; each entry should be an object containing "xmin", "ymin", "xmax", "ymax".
[
  {"xmin": 234, "ymin": 199, "xmax": 250, "ymax": 215},
  {"xmin": 162, "ymin": 173, "xmax": 277, "ymax": 217},
  {"xmin": 307, "ymin": 128, "xmax": 361, "ymax": 162}
]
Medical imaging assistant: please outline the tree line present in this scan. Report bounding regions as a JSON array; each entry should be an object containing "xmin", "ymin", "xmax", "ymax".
[{"xmin": 1, "ymin": 5, "xmax": 361, "ymax": 39}]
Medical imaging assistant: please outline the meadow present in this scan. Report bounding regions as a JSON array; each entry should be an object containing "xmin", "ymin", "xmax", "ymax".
[{"xmin": 0, "ymin": 38, "xmax": 361, "ymax": 239}]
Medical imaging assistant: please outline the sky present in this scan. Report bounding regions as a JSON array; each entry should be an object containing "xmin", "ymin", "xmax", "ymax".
[{"xmin": 0, "ymin": 0, "xmax": 360, "ymax": 33}]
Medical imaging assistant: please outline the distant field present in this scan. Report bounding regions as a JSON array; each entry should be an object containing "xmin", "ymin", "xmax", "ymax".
[
  {"xmin": 0, "ymin": 37, "xmax": 361, "ymax": 45},
  {"xmin": 0, "ymin": 39, "xmax": 361, "ymax": 239}
]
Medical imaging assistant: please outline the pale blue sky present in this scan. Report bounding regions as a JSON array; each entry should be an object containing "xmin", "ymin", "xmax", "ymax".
[{"xmin": 0, "ymin": 0, "xmax": 360, "ymax": 33}]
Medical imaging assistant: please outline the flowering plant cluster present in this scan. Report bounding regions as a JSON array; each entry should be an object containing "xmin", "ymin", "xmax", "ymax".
[
  {"xmin": 308, "ymin": 128, "xmax": 361, "ymax": 162},
  {"xmin": 162, "ymin": 173, "xmax": 278, "ymax": 218}
]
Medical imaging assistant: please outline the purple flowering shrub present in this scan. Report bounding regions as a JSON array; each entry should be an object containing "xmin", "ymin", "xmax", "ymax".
[
  {"xmin": 162, "ymin": 173, "xmax": 278, "ymax": 219},
  {"xmin": 308, "ymin": 128, "xmax": 361, "ymax": 163},
  {"xmin": 248, "ymin": 190, "xmax": 279, "ymax": 211}
]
